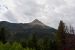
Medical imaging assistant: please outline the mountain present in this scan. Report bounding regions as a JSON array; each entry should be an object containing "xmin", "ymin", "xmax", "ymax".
[
  {"xmin": 0, "ymin": 19, "xmax": 57, "ymax": 41},
  {"xmin": 31, "ymin": 19, "xmax": 45, "ymax": 25}
]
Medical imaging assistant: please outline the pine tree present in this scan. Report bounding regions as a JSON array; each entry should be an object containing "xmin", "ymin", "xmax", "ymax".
[
  {"xmin": 41, "ymin": 37, "xmax": 56, "ymax": 50},
  {"xmin": 0, "ymin": 27, "xmax": 6, "ymax": 43},
  {"xmin": 21, "ymin": 40, "xmax": 27, "ymax": 48},
  {"xmin": 56, "ymin": 20, "xmax": 66, "ymax": 50},
  {"xmin": 27, "ymin": 33, "xmax": 38, "ymax": 50},
  {"xmin": 50, "ymin": 40, "xmax": 57, "ymax": 50},
  {"xmin": 42, "ymin": 37, "xmax": 50, "ymax": 50}
]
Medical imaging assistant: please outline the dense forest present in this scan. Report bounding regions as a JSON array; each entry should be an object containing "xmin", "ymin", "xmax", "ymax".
[{"xmin": 0, "ymin": 20, "xmax": 75, "ymax": 50}]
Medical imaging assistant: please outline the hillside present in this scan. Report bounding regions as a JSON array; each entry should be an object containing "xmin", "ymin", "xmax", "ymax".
[{"xmin": 0, "ymin": 19, "xmax": 57, "ymax": 41}]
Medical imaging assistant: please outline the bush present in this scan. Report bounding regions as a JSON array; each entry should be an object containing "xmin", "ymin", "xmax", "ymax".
[{"xmin": 0, "ymin": 42, "xmax": 34, "ymax": 50}]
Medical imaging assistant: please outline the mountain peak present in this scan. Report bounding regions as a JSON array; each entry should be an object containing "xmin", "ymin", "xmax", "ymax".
[
  {"xmin": 30, "ymin": 19, "xmax": 47, "ymax": 27},
  {"xmin": 31, "ymin": 19, "xmax": 43, "ymax": 24},
  {"xmin": 32, "ymin": 19, "xmax": 41, "ymax": 23}
]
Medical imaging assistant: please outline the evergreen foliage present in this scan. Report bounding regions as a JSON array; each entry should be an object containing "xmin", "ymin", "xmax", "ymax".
[
  {"xmin": 0, "ymin": 27, "xmax": 6, "ymax": 43},
  {"xmin": 56, "ymin": 20, "xmax": 66, "ymax": 50}
]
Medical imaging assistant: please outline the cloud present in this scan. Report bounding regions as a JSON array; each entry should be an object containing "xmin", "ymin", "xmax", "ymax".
[
  {"xmin": 0, "ymin": 0, "xmax": 75, "ymax": 28},
  {"xmin": 3, "ymin": 10, "xmax": 18, "ymax": 22}
]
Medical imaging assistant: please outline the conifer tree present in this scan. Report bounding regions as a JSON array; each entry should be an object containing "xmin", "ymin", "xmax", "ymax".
[
  {"xmin": 0, "ymin": 27, "xmax": 6, "ymax": 43},
  {"xmin": 27, "ymin": 33, "xmax": 38, "ymax": 50},
  {"xmin": 56, "ymin": 20, "xmax": 66, "ymax": 50},
  {"xmin": 21, "ymin": 40, "xmax": 27, "ymax": 48},
  {"xmin": 42, "ymin": 37, "xmax": 50, "ymax": 50}
]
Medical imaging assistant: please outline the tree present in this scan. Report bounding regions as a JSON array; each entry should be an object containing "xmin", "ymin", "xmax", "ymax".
[
  {"xmin": 42, "ymin": 37, "xmax": 51, "ymax": 50},
  {"xmin": 56, "ymin": 20, "xmax": 66, "ymax": 50},
  {"xmin": 21, "ymin": 40, "xmax": 27, "ymax": 48},
  {"xmin": 27, "ymin": 33, "xmax": 38, "ymax": 50},
  {"xmin": 50, "ymin": 40, "xmax": 57, "ymax": 50},
  {"xmin": 0, "ymin": 27, "xmax": 6, "ymax": 43}
]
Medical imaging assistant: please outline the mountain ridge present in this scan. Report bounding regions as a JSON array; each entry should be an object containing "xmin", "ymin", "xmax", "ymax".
[{"xmin": 0, "ymin": 19, "xmax": 57, "ymax": 41}]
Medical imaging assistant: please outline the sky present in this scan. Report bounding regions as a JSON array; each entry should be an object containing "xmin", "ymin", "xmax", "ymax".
[{"xmin": 0, "ymin": 0, "xmax": 75, "ymax": 28}]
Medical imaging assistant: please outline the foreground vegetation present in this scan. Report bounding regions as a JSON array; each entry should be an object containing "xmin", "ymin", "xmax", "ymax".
[
  {"xmin": 0, "ymin": 38, "xmax": 57, "ymax": 50},
  {"xmin": 0, "ymin": 42, "xmax": 35, "ymax": 50}
]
